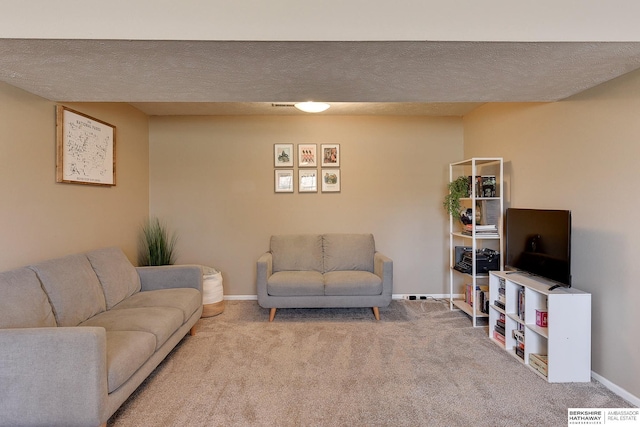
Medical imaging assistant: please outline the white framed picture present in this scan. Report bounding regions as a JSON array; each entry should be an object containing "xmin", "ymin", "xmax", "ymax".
[
  {"xmin": 321, "ymin": 143, "xmax": 340, "ymax": 167},
  {"xmin": 321, "ymin": 169, "xmax": 340, "ymax": 192},
  {"xmin": 299, "ymin": 169, "xmax": 318, "ymax": 192},
  {"xmin": 274, "ymin": 143, "xmax": 294, "ymax": 167},
  {"xmin": 298, "ymin": 143, "xmax": 317, "ymax": 167},
  {"xmin": 275, "ymin": 169, "xmax": 294, "ymax": 193}
]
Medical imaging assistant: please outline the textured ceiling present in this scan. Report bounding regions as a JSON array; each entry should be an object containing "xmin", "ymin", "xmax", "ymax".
[{"xmin": 2, "ymin": 39, "xmax": 640, "ymax": 116}]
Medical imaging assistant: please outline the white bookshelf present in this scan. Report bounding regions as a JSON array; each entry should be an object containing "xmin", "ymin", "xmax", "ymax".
[
  {"xmin": 488, "ymin": 270, "xmax": 591, "ymax": 383},
  {"xmin": 448, "ymin": 158, "xmax": 503, "ymax": 327}
]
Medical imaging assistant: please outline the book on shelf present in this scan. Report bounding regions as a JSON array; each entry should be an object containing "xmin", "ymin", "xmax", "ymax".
[
  {"xmin": 512, "ymin": 329, "xmax": 525, "ymax": 345},
  {"xmin": 515, "ymin": 346, "xmax": 525, "ymax": 360},
  {"xmin": 493, "ymin": 330, "xmax": 505, "ymax": 345},
  {"xmin": 494, "ymin": 299, "xmax": 505, "ymax": 310},
  {"xmin": 517, "ymin": 287, "xmax": 525, "ymax": 321},
  {"xmin": 465, "ymin": 284, "xmax": 489, "ymax": 313},
  {"xmin": 494, "ymin": 323, "xmax": 505, "ymax": 336},
  {"xmin": 529, "ymin": 353, "xmax": 548, "ymax": 365},
  {"xmin": 529, "ymin": 354, "xmax": 548, "ymax": 376},
  {"xmin": 461, "ymin": 224, "xmax": 499, "ymax": 236}
]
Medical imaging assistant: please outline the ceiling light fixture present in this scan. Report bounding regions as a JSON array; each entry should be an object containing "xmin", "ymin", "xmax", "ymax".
[{"xmin": 294, "ymin": 102, "xmax": 330, "ymax": 113}]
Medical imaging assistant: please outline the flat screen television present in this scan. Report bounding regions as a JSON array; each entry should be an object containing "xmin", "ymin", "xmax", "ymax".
[{"xmin": 505, "ymin": 208, "xmax": 572, "ymax": 289}]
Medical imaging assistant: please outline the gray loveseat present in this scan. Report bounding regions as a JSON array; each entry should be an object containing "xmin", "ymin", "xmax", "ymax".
[
  {"xmin": 0, "ymin": 247, "xmax": 203, "ymax": 427},
  {"xmin": 257, "ymin": 234, "xmax": 393, "ymax": 321}
]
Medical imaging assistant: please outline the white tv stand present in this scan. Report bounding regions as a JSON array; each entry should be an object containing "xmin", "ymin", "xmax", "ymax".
[{"xmin": 488, "ymin": 270, "xmax": 592, "ymax": 382}]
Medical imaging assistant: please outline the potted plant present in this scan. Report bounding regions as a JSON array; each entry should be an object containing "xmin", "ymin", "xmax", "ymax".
[
  {"xmin": 138, "ymin": 217, "xmax": 178, "ymax": 266},
  {"xmin": 443, "ymin": 176, "xmax": 469, "ymax": 220}
]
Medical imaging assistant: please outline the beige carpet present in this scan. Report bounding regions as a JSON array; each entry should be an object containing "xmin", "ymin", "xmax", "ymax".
[{"xmin": 108, "ymin": 300, "xmax": 632, "ymax": 426}]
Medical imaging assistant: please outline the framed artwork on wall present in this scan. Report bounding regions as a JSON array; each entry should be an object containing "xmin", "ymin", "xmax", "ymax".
[
  {"xmin": 298, "ymin": 143, "xmax": 317, "ymax": 167},
  {"xmin": 321, "ymin": 169, "xmax": 340, "ymax": 192},
  {"xmin": 275, "ymin": 169, "xmax": 294, "ymax": 193},
  {"xmin": 56, "ymin": 105, "xmax": 116, "ymax": 186},
  {"xmin": 274, "ymin": 143, "xmax": 294, "ymax": 167},
  {"xmin": 298, "ymin": 169, "xmax": 318, "ymax": 192},
  {"xmin": 321, "ymin": 144, "xmax": 340, "ymax": 167}
]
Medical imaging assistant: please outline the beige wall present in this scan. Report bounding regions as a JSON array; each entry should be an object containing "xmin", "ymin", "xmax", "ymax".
[
  {"xmin": 463, "ymin": 69, "xmax": 640, "ymax": 401},
  {"xmin": 149, "ymin": 115, "xmax": 463, "ymax": 296},
  {"xmin": 0, "ymin": 82, "xmax": 149, "ymax": 269}
]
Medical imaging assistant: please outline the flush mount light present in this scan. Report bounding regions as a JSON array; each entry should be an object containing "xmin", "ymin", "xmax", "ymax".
[{"xmin": 294, "ymin": 102, "xmax": 330, "ymax": 113}]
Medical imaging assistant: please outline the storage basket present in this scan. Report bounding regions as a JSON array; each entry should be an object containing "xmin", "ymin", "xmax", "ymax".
[{"xmin": 201, "ymin": 266, "xmax": 224, "ymax": 317}]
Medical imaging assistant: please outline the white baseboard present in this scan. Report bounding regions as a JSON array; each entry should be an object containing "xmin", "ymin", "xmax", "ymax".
[
  {"xmin": 591, "ymin": 371, "xmax": 640, "ymax": 407},
  {"xmin": 223, "ymin": 295, "xmax": 257, "ymax": 301},
  {"xmin": 392, "ymin": 294, "xmax": 461, "ymax": 301},
  {"xmin": 224, "ymin": 294, "xmax": 460, "ymax": 302}
]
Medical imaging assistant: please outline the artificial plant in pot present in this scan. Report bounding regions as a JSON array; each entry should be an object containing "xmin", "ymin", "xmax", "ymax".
[
  {"xmin": 443, "ymin": 176, "xmax": 470, "ymax": 221},
  {"xmin": 138, "ymin": 217, "xmax": 178, "ymax": 266}
]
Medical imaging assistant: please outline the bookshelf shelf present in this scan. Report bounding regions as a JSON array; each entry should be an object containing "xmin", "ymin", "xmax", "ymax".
[
  {"xmin": 489, "ymin": 271, "xmax": 591, "ymax": 383},
  {"xmin": 451, "ymin": 299, "xmax": 489, "ymax": 318},
  {"xmin": 448, "ymin": 158, "xmax": 504, "ymax": 327}
]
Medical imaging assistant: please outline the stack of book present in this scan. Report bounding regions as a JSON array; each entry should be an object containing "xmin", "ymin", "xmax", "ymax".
[
  {"xmin": 493, "ymin": 313, "xmax": 506, "ymax": 344},
  {"xmin": 529, "ymin": 354, "xmax": 548, "ymax": 377},
  {"xmin": 494, "ymin": 280, "xmax": 506, "ymax": 310},
  {"xmin": 513, "ymin": 328, "xmax": 525, "ymax": 360},
  {"xmin": 465, "ymin": 284, "xmax": 489, "ymax": 313},
  {"xmin": 461, "ymin": 224, "xmax": 499, "ymax": 237}
]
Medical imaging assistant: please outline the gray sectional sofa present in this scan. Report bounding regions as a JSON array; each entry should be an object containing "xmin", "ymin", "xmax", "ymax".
[
  {"xmin": 0, "ymin": 247, "xmax": 203, "ymax": 427},
  {"xmin": 257, "ymin": 234, "xmax": 393, "ymax": 321}
]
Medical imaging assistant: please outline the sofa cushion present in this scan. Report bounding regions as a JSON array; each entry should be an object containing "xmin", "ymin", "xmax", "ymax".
[
  {"xmin": 80, "ymin": 307, "xmax": 184, "ymax": 350},
  {"xmin": 271, "ymin": 234, "xmax": 323, "ymax": 273},
  {"xmin": 111, "ymin": 288, "xmax": 202, "ymax": 323},
  {"xmin": 0, "ymin": 268, "xmax": 57, "ymax": 328},
  {"xmin": 323, "ymin": 234, "xmax": 375, "ymax": 273},
  {"xmin": 30, "ymin": 254, "xmax": 106, "ymax": 327},
  {"xmin": 267, "ymin": 271, "xmax": 324, "ymax": 296},
  {"xmin": 86, "ymin": 247, "xmax": 141, "ymax": 310},
  {"xmin": 323, "ymin": 271, "xmax": 383, "ymax": 296},
  {"xmin": 104, "ymin": 330, "xmax": 156, "ymax": 393}
]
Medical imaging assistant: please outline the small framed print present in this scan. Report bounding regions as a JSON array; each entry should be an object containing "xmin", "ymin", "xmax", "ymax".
[
  {"xmin": 274, "ymin": 144, "xmax": 294, "ymax": 167},
  {"xmin": 321, "ymin": 144, "xmax": 340, "ymax": 167},
  {"xmin": 299, "ymin": 169, "xmax": 318, "ymax": 193},
  {"xmin": 321, "ymin": 169, "xmax": 341, "ymax": 192},
  {"xmin": 298, "ymin": 144, "xmax": 317, "ymax": 167},
  {"xmin": 275, "ymin": 169, "xmax": 294, "ymax": 193}
]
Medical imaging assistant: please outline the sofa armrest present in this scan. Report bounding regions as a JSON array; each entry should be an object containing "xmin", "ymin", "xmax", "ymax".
[
  {"xmin": 136, "ymin": 265, "xmax": 203, "ymax": 293},
  {"xmin": 0, "ymin": 327, "xmax": 107, "ymax": 427},
  {"xmin": 256, "ymin": 252, "xmax": 273, "ymax": 305},
  {"xmin": 374, "ymin": 252, "xmax": 393, "ymax": 297}
]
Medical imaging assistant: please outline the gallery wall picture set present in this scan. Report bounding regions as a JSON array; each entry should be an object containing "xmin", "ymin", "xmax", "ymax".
[{"xmin": 274, "ymin": 143, "xmax": 340, "ymax": 193}]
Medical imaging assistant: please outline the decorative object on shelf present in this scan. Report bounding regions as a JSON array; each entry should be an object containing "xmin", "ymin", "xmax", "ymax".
[
  {"xmin": 298, "ymin": 169, "xmax": 318, "ymax": 192},
  {"xmin": 274, "ymin": 169, "xmax": 294, "ymax": 193},
  {"xmin": 138, "ymin": 217, "xmax": 178, "ymax": 266},
  {"xmin": 321, "ymin": 144, "xmax": 340, "ymax": 167},
  {"xmin": 444, "ymin": 175, "xmax": 469, "ymax": 219},
  {"xmin": 56, "ymin": 105, "xmax": 116, "ymax": 186},
  {"xmin": 274, "ymin": 143, "xmax": 294, "ymax": 167},
  {"xmin": 298, "ymin": 143, "xmax": 317, "ymax": 167},
  {"xmin": 321, "ymin": 169, "xmax": 340, "ymax": 192}
]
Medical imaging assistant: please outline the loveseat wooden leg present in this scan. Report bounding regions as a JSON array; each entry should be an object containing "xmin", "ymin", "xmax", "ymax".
[
  {"xmin": 372, "ymin": 307, "xmax": 380, "ymax": 320},
  {"xmin": 269, "ymin": 308, "xmax": 277, "ymax": 322},
  {"xmin": 190, "ymin": 324, "xmax": 198, "ymax": 336}
]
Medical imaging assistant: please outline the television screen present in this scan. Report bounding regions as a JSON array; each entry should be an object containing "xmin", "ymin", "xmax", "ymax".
[{"xmin": 505, "ymin": 208, "xmax": 572, "ymax": 287}]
